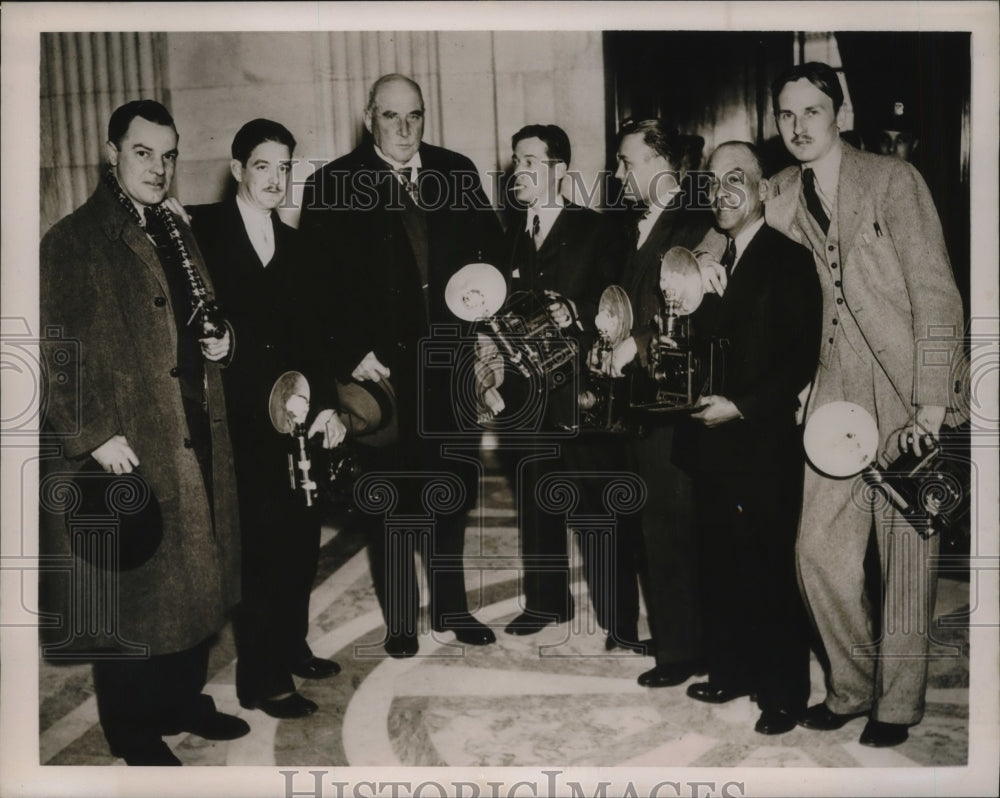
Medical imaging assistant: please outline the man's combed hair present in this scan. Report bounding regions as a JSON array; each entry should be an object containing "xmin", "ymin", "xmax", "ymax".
[
  {"xmin": 231, "ymin": 118, "xmax": 297, "ymax": 164},
  {"xmin": 771, "ymin": 61, "xmax": 845, "ymax": 114},
  {"xmin": 511, "ymin": 124, "xmax": 572, "ymax": 166},
  {"xmin": 107, "ymin": 99, "xmax": 175, "ymax": 147},
  {"xmin": 618, "ymin": 119, "xmax": 686, "ymax": 169}
]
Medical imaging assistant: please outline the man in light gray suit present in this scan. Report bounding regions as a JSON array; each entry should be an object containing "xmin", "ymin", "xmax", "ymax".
[{"xmin": 761, "ymin": 62, "xmax": 965, "ymax": 747}]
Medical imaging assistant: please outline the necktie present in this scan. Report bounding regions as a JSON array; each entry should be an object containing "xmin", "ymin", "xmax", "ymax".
[
  {"xmin": 396, "ymin": 167, "xmax": 418, "ymax": 206},
  {"xmin": 531, "ymin": 213, "xmax": 541, "ymax": 250},
  {"xmin": 802, "ymin": 168, "xmax": 830, "ymax": 235},
  {"xmin": 720, "ymin": 236, "xmax": 736, "ymax": 274}
]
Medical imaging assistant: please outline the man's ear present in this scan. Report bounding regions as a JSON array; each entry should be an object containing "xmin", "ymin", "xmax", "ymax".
[
  {"xmin": 230, "ymin": 159, "xmax": 244, "ymax": 183},
  {"xmin": 835, "ymin": 105, "xmax": 849, "ymax": 133},
  {"xmin": 553, "ymin": 161, "xmax": 568, "ymax": 189},
  {"xmin": 105, "ymin": 141, "xmax": 119, "ymax": 167},
  {"xmin": 758, "ymin": 176, "xmax": 771, "ymax": 203},
  {"xmin": 363, "ymin": 109, "xmax": 373, "ymax": 135}
]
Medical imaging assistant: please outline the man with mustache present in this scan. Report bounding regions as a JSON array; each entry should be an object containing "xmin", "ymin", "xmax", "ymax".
[
  {"xmin": 189, "ymin": 119, "xmax": 346, "ymax": 719},
  {"xmin": 762, "ymin": 62, "xmax": 964, "ymax": 747},
  {"xmin": 300, "ymin": 74, "xmax": 503, "ymax": 658},
  {"xmin": 40, "ymin": 100, "xmax": 246, "ymax": 765}
]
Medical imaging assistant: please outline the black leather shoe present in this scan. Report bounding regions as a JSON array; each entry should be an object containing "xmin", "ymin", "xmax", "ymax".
[
  {"xmin": 859, "ymin": 719, "xmax": 909, "ymax": 747},
  {"xmin": 384, "ymin": 634, "xmax": 419, "ymax": 658},
  {"xmin": 182, "ymin": 710, "xmax": 250, "ymax": 740},
  {"xmin": 755, "ymin": 709, "xmax": 800, "ymax": 735},
  {"xmin": 798, "ymin": 703, "xmax": 868, "ymax": 730},
  {"xmin": 637, "ymin": 662, "xmax": 698, "ymax": 688},
  {"xmin": 162, "ymin": 710, "xmax": 250, "ymax": 740},
  {"xmin": 291, "ymin": 656, "xmax": 341, "ymax": 679},
  {"xmin": 433, "ymin": 614, "xmax": 496, "ymax": 646},
  {"xmin": 240, "ymin": 692, "xmax": 317, "ymax": 719},
  {"xmin": 118, "ymin": 739, "xmax": 182, "ymax": 766},
  {"xmin": 686, "ymin": 681, "xmax": 752, "ymax": 704},
  {"xmin": 504, "ymin": 612, "xmax": 570, "ymax": 636}
]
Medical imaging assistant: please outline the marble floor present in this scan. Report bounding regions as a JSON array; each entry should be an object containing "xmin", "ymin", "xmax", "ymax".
[{"xmin": 38, "ymin": 450, "xmax": 973, "ymax": 775}]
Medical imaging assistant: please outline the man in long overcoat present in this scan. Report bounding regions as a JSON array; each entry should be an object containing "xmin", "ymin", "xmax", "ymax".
[
  {"xmin": 40, "ymin": 100, "xmax": 246, "ymax": 765},
  {"xmin": 299, "ymin": 74, "xmax": 503, "ymax": 658}
]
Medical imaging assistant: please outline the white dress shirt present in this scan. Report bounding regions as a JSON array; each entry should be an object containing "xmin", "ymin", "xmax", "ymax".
[
  {"xmin": 235, "ymin": 193, "xmax": 275, "ymax": 266},
  {"xmin": 526, "ymin": 195, "xmax": 565, "ymax": 250}
]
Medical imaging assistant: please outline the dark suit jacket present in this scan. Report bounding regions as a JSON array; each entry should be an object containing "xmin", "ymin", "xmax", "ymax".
[
  {"xmin": 190, "ymin": 198, "xmax": 335, "ymax": 432},
  {"xmin": 298, "ymin": 140, "xmax": 504, "ymax": 381},
  {"xmin": 677, "ymin": 222, "xmax": 822, "ymax": 475},
  {"xmin": 499, "ymin": 202, "xmax": 618, "ymax": 428},
  {"xmin": 617, "ymin": 199, "xmax": 714, "ymax": 366}
]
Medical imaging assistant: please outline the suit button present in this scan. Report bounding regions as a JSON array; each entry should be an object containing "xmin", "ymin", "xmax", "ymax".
[
  {"xmin": 828, "ymin": 337, "xmax": 834, "ymax": 344},
  {"xmin": 830, "ymin": 262, "xmax": 838, "ymax": 269},
  {"xmin": 154, "ymin": 296, "xmax": 167, "ymax": 307},
  {"xmin": 832, "ymin": 318, "xmax": 839, "ymax": 325},
  {"xmin": 837, "ymin": 297, "xmax": 844, "ymax": 305},
  {"xmin": 264, "ymin": 343, "xmax": 275, "ymax": 351},
  {"xmin": 183, "ymin": 438, "xmax": 194, "ymax": 448},
  {"xmin": 834, "ymin": 280, "xmax": 842, "ymax": 288},
  {"xmin": 828, "ymin": 245, "xmax": 835, "ymax": 252},
  {"xmin": 170, "ymin": 367, "xmax": 179, "ymax": 377}
]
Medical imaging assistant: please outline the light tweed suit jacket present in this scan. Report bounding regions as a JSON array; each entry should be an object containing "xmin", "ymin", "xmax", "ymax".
[{"xmin": 765, "ymin": 142, "xmax": 964, "ymax": 414}]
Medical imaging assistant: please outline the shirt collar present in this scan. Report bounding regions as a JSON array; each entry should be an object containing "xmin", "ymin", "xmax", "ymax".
[
  {"xmin": 802, "ymin": 138, "xmax": 842, "ymax": 200},
  {"xmin": 374, "ymin": 143, "xmax": 422, "ymax": 174},
  {"xmin": 731, "ymin": 215, "xmax": 766, "ymax": 266},
  {"xmin": 235, "ymin": 192, "xmax": 273, "ymax": 223},
  {"xmin": 525, "ymin": 194, "xmax": 564, "ymax": 232}
]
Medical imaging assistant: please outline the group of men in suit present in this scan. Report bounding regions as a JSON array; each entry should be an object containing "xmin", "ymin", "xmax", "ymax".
[{"xmin": 40, "ymin": 59, "xmax": 964, "ymax": 764}]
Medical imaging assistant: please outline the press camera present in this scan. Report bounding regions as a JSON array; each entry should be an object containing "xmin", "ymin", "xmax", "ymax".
[
  {"xmin": 628, "ymin": 246, "xmax": 725, "ymax": 413},
  {"xmin": 803, "ymin": 401, "xmax": 970, "ymax": 539}
]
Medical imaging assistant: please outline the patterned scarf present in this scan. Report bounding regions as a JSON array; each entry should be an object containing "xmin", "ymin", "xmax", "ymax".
[{"xmin": 103, "ymin": 169, "xmax": 225, "ymax": 338}]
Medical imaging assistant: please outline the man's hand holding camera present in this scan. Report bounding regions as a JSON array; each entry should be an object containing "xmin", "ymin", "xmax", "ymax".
[
  {"xmin": 200, "ymin": 327, "xmax": 231, "ymax": 361},
  {"xmin": 895, "ymin": 404, "xmax": 946, "ymax": 458},
  {"xmin": 691, "ymin": 394, "xmax": 743, "ymax": 427},
  {"xmin": 307, "ymin": 409, "xmax": 348, "ymax": 449}
]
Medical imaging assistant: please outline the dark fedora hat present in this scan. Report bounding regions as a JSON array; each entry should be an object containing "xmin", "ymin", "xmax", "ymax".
[
  {"xmin": 336, "ymin": 377, "xmax": 398, "ymax": 447},
  {"xmin": 47, "ymin": 461, "xmax": 163, "ymax": 571}
]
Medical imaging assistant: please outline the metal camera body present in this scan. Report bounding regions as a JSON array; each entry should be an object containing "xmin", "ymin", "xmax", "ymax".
[
  {"xmin": 862, "ymin": 438, "xmax": 966, "ymax": 539},
  {"xmin": 486, "ymin": 290, "xmax": 577, "ymax": 394},
  {"xmin": 628, "ymin": 246, "xmax": 725, "ymax": 413}
]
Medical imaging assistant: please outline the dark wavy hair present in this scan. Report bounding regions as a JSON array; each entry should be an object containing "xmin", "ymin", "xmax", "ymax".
[
  {"xmin": 771, "ymin": 61, "xmax": 844, "ymax": 115},
  {"xmin": 231, "ymin": 118, "xmax": 297, "ymax": 164},
  {"xmin": 511, "ymin": 124, "xmax": 571, "ymax": 166},
  {"xmin": 617, "ymin": 119, "xmax": 686, "ymax": 169},
  {"xmin": 107, "ymin": 100, "xmax": 175, "ymax": 147}
]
